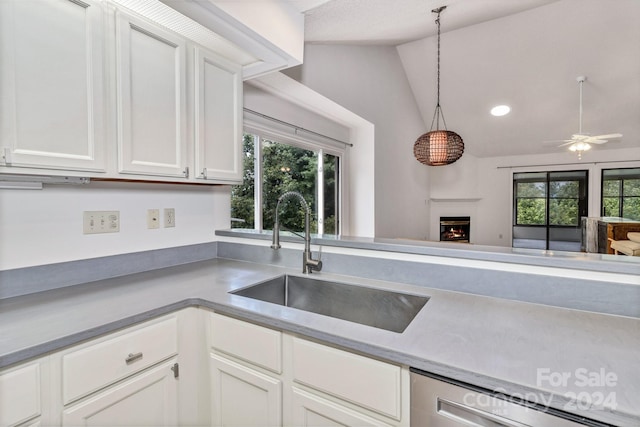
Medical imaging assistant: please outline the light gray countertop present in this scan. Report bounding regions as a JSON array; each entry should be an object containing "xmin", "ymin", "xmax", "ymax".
[{"xmin": 1, "ymin": 258, "xmax": 638, "ymax": 426}]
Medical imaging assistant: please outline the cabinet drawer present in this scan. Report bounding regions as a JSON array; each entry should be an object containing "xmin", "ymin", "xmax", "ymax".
[
  {"xmin": 210, "ymin": 313, "xmax": 282, "ymax": 373},
  {"xmin": 0, "ymin": 362, "xmax": 40, "ymax": 426},
  {"xmin": 62, "ymin": 316, "xmax": 178, "ymax": 404},
  {"xmin": 292, "ymin": 338, "xmax": 402, "ymax": 420}
]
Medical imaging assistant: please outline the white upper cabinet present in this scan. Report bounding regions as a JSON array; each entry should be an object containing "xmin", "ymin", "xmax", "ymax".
[
  {"xmin": 0, "ymin": 0, "xmax": 106, "ymax": 172},
  {"xmin": 116, "ymin": 11, "xmax": 188, "ymax": 178},
  {"xmin": 0, "ymin": 0, "xmax": 301, "ymax": 183},
  {"xmin": 194, "ymin": 47, "xmax": 242, "ymax": 182}
]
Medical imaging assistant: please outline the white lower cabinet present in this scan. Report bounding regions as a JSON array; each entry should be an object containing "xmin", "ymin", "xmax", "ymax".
[
  {"xmin": 0, "ymin": 359, "xmax": 44, "ymax": 427},
  {"xmin": 291, "ymin": 336, "xmax": 405, "ymax": 422},
  {"xmin": 10, "ymin": 308, "xmax": 595, "ymax": 427},
  {"xmin": 208, "ymin": 312, "xmax": 410, "ymax": 427},
  {"xmin": 60, "ymin": 316, "xmax": 178, "ymax": 405},
  {"xmin": 62, "ymin": 358, "xmax": 178, "ymax": 426},
  {"xmin": 209, "ymin": 353, "xmax": 282, "ymax": 426},
  {"xmin": 208, "ymin": 312, "xmax": 283, "ymax": 426},
  {"xmin": 43, "ymin": 311, "xmax": 190, "ymax": 427},
  {"xmin": 291, "ymin": 387, "xmax": 393, "ymax": 427},
  {"xmin": 57, "ymin": 312, "xmax": 183, "ymax": 426}
]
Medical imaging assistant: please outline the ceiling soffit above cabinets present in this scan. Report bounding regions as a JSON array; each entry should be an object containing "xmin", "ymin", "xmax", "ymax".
[{"xmin": 118, "ymin": 0, "xmax": 305, "ymax": 80}]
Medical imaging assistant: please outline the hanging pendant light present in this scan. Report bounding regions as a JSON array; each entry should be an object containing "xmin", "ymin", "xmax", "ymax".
[{"xmin": 413, "ymin": 6, "xmax": 464, "ymax": 166}]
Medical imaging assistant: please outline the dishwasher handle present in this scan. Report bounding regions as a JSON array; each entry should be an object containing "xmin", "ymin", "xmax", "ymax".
[{"xmin": 438, "ymin": 398, "xmax": 531, "ymax": 427}]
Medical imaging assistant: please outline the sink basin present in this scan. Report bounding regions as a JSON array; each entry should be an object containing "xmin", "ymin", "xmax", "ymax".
[{"xmin": 231, "ymin": 274, "xmax": 429, "ymax": 333}]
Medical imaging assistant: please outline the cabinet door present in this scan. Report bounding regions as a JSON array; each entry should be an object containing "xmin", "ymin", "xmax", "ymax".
[
  {"xmin": 116, "ymin": 12, "xmax": 187, "ymax": 178},
  {"xmin": 194, "ymin": 47, "xmax": 242, "ymax": 183},
  {"xmin": 0, "ymin": 0, "xmax": 106, "ymax": 173},
  {"xmin": 0, "ymin": 362, "xmax": 41, "ymax": 426},
  {"xmin": 62, "ymin": 359, "xmax": 178, "ymax": 427},
  {"xmin": 292, "ymin": 387, "xmax": 393, "ymax": 427},
  {"xmin": 210, "ymin": 353, "xmax": 282, "ymax": 427}
]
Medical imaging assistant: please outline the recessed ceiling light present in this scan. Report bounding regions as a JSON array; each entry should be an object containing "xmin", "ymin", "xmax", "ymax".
[{"xmin": 490, "ymin": 105, "xmax": 511, "ymax": 116}]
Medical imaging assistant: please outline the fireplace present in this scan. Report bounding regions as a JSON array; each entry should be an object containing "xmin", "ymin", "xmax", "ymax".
[{"xmin": 440, "ymin": 216, "xmax": 470, "ymax": 243}]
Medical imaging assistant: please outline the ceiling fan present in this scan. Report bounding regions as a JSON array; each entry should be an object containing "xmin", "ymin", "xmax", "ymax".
[{"xmin": 545, "ymin": 76, "xmax": 622, "ymax": 158}]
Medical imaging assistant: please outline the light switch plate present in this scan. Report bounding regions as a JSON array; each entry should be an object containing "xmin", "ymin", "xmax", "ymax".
[{"xmin": 83, "ymin": 211, "xmax": 119, "ymax": 234}]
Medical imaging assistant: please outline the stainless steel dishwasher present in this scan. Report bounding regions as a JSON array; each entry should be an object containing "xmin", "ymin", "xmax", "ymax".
[{"xmin": 410, "ymin": 369, "xmax": 608, "ymax": 427}]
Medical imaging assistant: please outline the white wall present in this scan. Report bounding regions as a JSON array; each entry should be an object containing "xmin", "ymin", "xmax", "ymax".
[
  {"xmin": 246, "ymin": 72, "xmax": 376, "ymax": 238},
  {"xmin": 283, "ymin": 45, "xmax": 430, "ymax": 239},
  {"xmin": 0, "ymin": 182, "xmax": 230, "ymax": 270},
  {"xmin": 396, "ymin": 0, "xmax": 640, "ymax": 159},
  {"xmin": 284, "ymin": 5, "xmax": 639, "ymax": 246},
  {"xmin": 244, "ymin": 82, "xmax": 350, "ymax": 144},
  {"xmin": 433, "ymin": 148, "xmax": 640, "ymax": 247}
]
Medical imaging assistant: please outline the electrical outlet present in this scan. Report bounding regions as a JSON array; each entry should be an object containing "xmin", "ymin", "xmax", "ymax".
[
  {"xmin": 84, "ymin": 211, "xmax": 119, "ymax": 234},
  {"xmin": 164, "ymin": 208, "xmax": 175, "ymax": 228},
  {"xmin": 147, "ymin": 209, "xmax": 160, "ymax": 229}
]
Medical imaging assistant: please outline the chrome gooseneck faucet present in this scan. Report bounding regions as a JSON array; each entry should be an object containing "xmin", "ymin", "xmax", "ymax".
[{"xmin": 271, "ymin": 191, "xmax": 322, "ymax": 274}]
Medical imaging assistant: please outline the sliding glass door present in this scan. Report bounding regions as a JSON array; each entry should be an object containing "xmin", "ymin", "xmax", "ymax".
[{"xmin": 513, "ymin": 170, "xmax": 588, "ymax": 251}]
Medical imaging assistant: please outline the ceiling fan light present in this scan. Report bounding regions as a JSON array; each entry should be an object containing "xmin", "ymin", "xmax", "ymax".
[{"xmin": 569, "ymin": 142, "xmax": 591, "ymax": 152}]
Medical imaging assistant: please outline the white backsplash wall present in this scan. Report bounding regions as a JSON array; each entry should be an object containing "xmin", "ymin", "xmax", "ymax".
[{"xmin": 0, "ymin": 181, "xmax": 231, "ymax": 270}]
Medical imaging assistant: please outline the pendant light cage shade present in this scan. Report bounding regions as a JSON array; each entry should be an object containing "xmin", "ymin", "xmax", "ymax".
[
  {"xmin": 413, "ymin": 5, "xmax": 464, "ymax": 166},
  {"xmin": 414, "ymin": 130, "xmax": 464, "ymax": 166}
]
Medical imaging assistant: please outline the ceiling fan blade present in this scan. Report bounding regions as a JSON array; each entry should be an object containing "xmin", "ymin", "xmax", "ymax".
[
  {"xmin": 557, "ymin": 141, "xmax": 576, "ymax": 147},
  {"xmin": 589, "ymin": 133, "xmax": 622, "ymax": 140},
  {"xmin": 588, "ymin": 139, "xmax": 609, "ymax": 144},
  {"xmin": 543, "ymin": 139, "xmax": 572, "ymax": 145}
]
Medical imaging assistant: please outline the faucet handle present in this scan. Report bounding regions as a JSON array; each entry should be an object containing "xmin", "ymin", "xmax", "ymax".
[
  {"xmin": 309, "ymin": 258, "xmax": 322, "ymax": 272},
  {"xmin": 304, "ymin": 246, "xmax": 322, "ymax": 273}
]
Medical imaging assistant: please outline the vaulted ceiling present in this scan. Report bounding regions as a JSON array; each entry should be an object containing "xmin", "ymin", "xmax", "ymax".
[{"xmin": 287, "ymin": 0, "xmax": 640, "ymax": 158}]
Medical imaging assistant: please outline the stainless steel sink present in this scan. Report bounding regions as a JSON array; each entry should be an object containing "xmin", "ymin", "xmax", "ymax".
[{"xmin": 231, "ymin": 274, "xmax": 429, "ymax": 333}]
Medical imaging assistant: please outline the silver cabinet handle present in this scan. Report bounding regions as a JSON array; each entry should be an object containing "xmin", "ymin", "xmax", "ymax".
[{"xmin": 125, "ymin": 352, "xmax": 143, "ymax": 364}]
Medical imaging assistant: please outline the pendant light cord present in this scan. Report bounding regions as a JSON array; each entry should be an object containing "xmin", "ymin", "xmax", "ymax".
[
  {"xmin": 430, "ymin": 6, "xmax": 448, "ymax": 131},
  {"xmin": 435, "ymin": 10, "xmax": 441, "ymax": 109}
]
